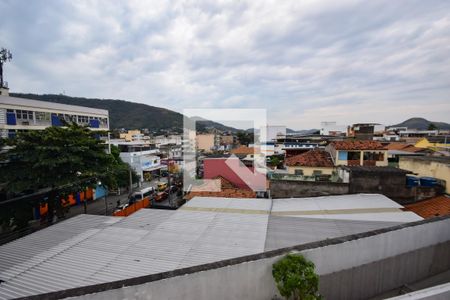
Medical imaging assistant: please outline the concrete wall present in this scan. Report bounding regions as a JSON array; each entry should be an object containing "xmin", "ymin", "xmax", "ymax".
[
  {"xmin": 270, "ymin": 180, "xmax": 349, "ymax": 198},
  {"xmin": 287, "ymin": 166, "xmax": 334, "ymax": 176},
  {"xmin": 348, "ymin": 172, "xmax": 411, "ymax": 201},
  {"xmin": 63, "ymin": 217, "xmax": 450, "ymax": 300}
]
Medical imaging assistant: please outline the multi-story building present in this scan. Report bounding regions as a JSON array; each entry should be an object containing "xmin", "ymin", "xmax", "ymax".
[
  {"xmin": 326, "ymin": 140, "xmax": 388, "ymax": 167},
  {"xmin": 196, "ymin": 133, "xmax": 216, "ymax": 152},
  {"xmin": 0, "ymin": 93, "xmax": 109, "ymax": 138},
  {"xmin": 110, "ymin": 140, "xmax": 161, "ymax": 182}
]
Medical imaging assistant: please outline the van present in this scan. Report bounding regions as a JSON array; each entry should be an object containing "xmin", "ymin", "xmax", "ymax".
[
  {"xmin": 157, "ymin": 182, "xmax": 168, "ymax": 191},
  {"xmin": 130, "ymin": 187, "xmax": 155, "ymax": 203}
]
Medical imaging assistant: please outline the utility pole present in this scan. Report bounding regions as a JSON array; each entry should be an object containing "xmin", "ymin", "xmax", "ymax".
[
  {"xmin": 129, "ymin": 168, "xmax": 133, "ymax": 194},
  {"xmin": 0, "ymin": 48, "xmax": 13, "ymax": 89}
]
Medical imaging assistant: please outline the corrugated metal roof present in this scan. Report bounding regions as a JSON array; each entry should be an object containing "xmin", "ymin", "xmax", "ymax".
[
  {"xmin": 0, "ymin": 194, "xmax": 423, "ymax": 299},
  {"xmin": 272, "ymin": 194, "xmax": 403, "ymax": 212},
  {"xmin": 264, "ymin": 216, "xmax": 401, "ymax": 251}
]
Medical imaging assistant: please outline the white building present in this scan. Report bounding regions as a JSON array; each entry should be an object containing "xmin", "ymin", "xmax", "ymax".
[
  {"xmin": 120, "ymin": 150, "xmax": 162, "ymax": 182},
  {"xmin": 0, "ymin": 94, "xmax": 109, "ymax": 138}
]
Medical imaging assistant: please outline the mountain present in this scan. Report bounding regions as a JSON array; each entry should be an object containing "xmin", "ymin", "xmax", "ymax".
[
  {"xmin": 9, "ymin": 93, "xmax": 235, "ymax": 133},
  {"xmin": 390, "ymin": 118, "xmax": 450, "ymax": 130},
  {"xmin": 190, "ymin": 116, "xmax": 239, "ymax": 132}
]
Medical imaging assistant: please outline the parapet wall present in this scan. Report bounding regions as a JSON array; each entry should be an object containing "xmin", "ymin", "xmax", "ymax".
[
  {"xmin": 270, "ymin": 179, "xmax": 349, "ymax": 198},
  {"xmin": 32, "ymin": 216, "xmax": 450, "ymax": 300}
]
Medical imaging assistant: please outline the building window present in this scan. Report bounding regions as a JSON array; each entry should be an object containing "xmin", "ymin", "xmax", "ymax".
[
  {"xmin": 312, "ymin": 170, "xmax": 322, "ymax": 176},
  {"xmin": 15, "ymin": 110, "xmax": 33, "ymax": 120},
  {"xmin": 35, "ymin": 111, "xmax": 51, "ymax": 122},
  {"xmin": 77, "ymin": 115, "xmax": 89, "ymax": 124},
  {"xmin": 294, "ymin": 169, "xmax": 304, "ymax": 176}
]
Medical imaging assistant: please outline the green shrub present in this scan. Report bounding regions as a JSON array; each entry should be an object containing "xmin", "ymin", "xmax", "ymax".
[{"xmin": 272, "ymin": 254, "xmax": 322, "ymax": 300}]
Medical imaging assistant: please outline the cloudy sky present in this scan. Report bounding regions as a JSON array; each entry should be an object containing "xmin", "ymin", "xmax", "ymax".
[{"xmin": 1, "ymin": 0, "xmax": 449, "ymax": 129}]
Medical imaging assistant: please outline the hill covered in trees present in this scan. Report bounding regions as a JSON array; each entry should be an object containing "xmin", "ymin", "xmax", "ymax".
[{"xmin": 390, "ymin": 117, "xmax": 450, "ymax": 130}]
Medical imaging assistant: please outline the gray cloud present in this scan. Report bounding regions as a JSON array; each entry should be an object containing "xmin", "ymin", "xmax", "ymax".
[{"xmin": 0, "ymin": 0, "xmax": 449, "ymax": 129}]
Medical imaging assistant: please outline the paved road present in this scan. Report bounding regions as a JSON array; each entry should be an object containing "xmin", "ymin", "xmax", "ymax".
[{"xmin": 66, "ymin": 177, "xmax": 170, "ymax": 217}]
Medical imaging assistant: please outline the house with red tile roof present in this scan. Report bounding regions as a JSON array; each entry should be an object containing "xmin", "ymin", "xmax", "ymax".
[
  {"xmin": 386, "ymin": 142, "xmax": 427, "ymax": 153},
  {"xmin": 326, "ymin": 140, "xmax": 388, "ymax": 167},
  {"xmin": 403, "ymin": 195, "xmax": 450, "ymax": 218},
  {"xmin": 285, "ymin": 149, "xmax": 335, "ymax": 176}
]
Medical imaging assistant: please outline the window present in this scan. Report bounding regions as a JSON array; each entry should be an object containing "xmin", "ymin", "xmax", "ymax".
[
  {"xmin": 35, "ymin": 112, "xmax": 51, "ymax": 122},
  {"xmin": 312, "ymin": 170, "xmax": 323, "ymax": 176},
  {"xmin": 77, "ymin": 115, "xmax": 89, "ymax": 124},
  {"xmin": 294, "ymin": 169, "xmax": 304, "ymax": 176},
  {"xmin": 15, "ymin": 110, "xmax": 33, "ymax": 120}
]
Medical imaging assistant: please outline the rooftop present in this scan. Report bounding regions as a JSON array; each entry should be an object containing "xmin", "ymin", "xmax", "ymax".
[
  {"xmin": 401, "ymin": 156, "xmax": 450, "ymax": 164},
  {"xmin": 285, "ymin": 149, "xmax": 334, "ymax": 167},
  {"xmin": 404, "ymin": 195, "xmax": 450, "ymax": 219},
  {"xmin": 425, "ymin": 136, "xmax": 450, "ymax": 144},
  {"xmin": 230, "ymin": 146, "xmax": 259, "ymax": 155},
  {"xmin": 339, "ymin": 166, "xmax": 412, "ymax": 174},
  {"xmin": 386, "ymin": 142, "xmax": 426, "ymax": 153},
  {"xmin": 0, "ymin": 194, "xmax": 421, "ymax": 299},
  {"xmin": 330, "ymin": 140, "xmax": 386, "ymax": 150}
]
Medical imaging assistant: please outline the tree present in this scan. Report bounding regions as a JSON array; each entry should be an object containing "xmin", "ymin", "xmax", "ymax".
[
  {"xmin": 272, "ymin": 254, "xmax": 322, "ymax": 300},
  {"xmin": 236, "ymin": 131, "xmax": 254, "ymax": 146},
  {"xmin": 109, "ymin": 144, "xmax": 139, "ymax": 189},
  {"xmin": 0, "ymin": 124, "xmax": 121, "ymax": 227},
  {"xmin": 427, "ymin": 123, "xmax": 438, "ymax": 130}
]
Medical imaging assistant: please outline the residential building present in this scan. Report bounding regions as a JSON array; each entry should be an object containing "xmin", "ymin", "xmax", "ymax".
[
  {"xmin": 285, "ymin": 149, "xmax": 334, "ymax": 176},
  {"xmin": 385, "ymin": 142, "xmax": 428, "ymax": 166},
  {"xmin": 399, "ymin": 156, "xmax": 450, "ymax": 194},
  {"xmin": 196, "ymin": 133, "xmax": 215, "ymax": 152},
  {"xmin": 120, "ymin": 151, "xmax": 161, "ymax": 182},
  {"xmin": 326, "ymin": 140, "xmax": 388, "ymax": 167},
  {"xmin": 403, "ymin": 195, "xmax": 450, "ymax": 218},
  {"xmin": 109, "ymin": 139, "xmax": 161, "ymax": 182},
  {"xmin": 154, "ymin": 134, "xmax": 182, "ymax": 146},
  {"xmin": 415, "ymin": 136, "xmax": 450, "ymax": 151},
  {"xmin": 203, "ymin": 157, "xmax": 267, "ymax": 191},
  {"xmin": 0, "ymin": 94, "xmax": 109, "ymax": 138},
  {"xmin": 337, "ymin": 166, "xmax": 413, "ymax": 201},
  {"xmin": 119, "ymin": 130, "xmax": 145, "ymax": 142},
  {"xmin": 347, "ymin": 123, "xmax": 379, "ymax": 140}
]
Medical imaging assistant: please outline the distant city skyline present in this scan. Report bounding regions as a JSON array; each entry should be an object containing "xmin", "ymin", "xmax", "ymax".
[{"xmin": 1, "ymin": 0, "xmax": 449, "ymax": 128}]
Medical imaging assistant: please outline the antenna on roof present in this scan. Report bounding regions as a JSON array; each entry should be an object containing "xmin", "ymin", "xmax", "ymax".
[{"xmin": 0, "ymin": 48, "xmax": 13, "ymax": 89}]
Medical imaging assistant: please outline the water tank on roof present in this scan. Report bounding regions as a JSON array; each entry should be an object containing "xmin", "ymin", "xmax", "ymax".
[
  {"xmin": 406, "ymin": 175, "xmax": 419, "ymax": 187},
  {"xmin": 419, "ymin": 177, "xmax": 438, "ymax": 187}
]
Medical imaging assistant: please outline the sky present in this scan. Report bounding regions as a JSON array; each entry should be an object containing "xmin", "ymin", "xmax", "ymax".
[{"xmin": 1, "ymin": 0, "xmax": 450, "ymax": 129}]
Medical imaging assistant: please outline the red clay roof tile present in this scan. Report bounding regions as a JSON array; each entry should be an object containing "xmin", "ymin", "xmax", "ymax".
[
  {"xmin": 331, "ymin": 140, "xmax": 386, "ymax": 150},
  {"xmin": 403, "ymin": 195, "xmax": 450, "ymax": 219},
  {"xmin": 285, "ymin": 149, "xmax": 334, "ymax": 167}
]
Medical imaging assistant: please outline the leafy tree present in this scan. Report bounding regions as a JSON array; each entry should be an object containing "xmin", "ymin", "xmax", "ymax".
[
  {"xmin": 272, "ymin": 254, "xmax": 322, "ymax": 300},
  {"xmin": 0, "ymin": 124, "xmax": 125, "ymax": 227},
  {"xmin": 427, "ymin": 123, "xmax": 438, "ymax": 130},
  {"xmin": 236, "ymin": 131, "xmax": 254, "ymax": 146},
  {"xmin": 109, "ymin": 144, "xmax": 139, "ymax": 189}
]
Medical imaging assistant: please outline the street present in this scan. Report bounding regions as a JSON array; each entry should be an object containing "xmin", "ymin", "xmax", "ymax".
[{"xmin": 66, "ymin": 177, "xmax": 171, "ymax": 217}]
